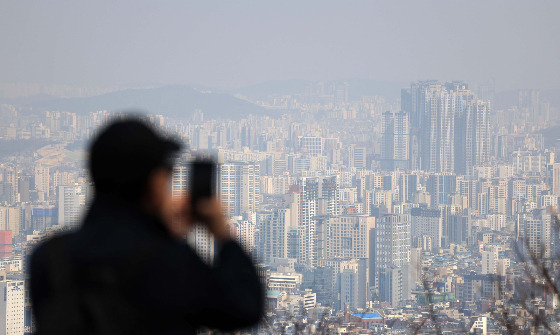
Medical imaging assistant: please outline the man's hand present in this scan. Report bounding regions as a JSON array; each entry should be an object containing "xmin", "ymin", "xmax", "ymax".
[
  {"xmin": 162, "ymin": 196, "xmax": 193, "ymax": 239},
  {"xmin": 163, "ymin": 195, "xmax": 230, "ymax": 242},
  {"xmin": 193, "ymin": 198, "xmax": 230, "ymax": 242}
]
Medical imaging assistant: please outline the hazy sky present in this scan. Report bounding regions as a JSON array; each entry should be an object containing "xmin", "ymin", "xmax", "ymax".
[{"xmin": 1, "ymin": 0, "xmax": 559, "ymax": 91}]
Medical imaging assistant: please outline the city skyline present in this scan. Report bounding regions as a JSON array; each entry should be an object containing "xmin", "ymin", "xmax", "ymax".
[{"xmin": 0, "ymin": 75, "xmax": 558, "ymax": 332}]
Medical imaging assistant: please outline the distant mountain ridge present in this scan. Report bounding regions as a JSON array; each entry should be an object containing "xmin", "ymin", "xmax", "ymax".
[
  {"xmin": 232, "ymin": 79, "xmax": 406, "ymax": 101},
  {"xmin": 494, "ymin": 89, "xmax": 560, "ymax": 110},
  {"xmin": 8, "ymin": 86, "xmax": 273, "ymax": 120}
]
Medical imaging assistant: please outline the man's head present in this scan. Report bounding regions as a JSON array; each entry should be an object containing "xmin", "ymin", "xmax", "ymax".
[{"xmin": 89, "ymin": 117, "xmax": 181, "ymax": 208}]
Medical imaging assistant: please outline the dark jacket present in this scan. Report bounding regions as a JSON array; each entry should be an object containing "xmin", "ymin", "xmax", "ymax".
[{"xmin": 30, "ymin": 196, "xmax": 263, "ymax": 334}]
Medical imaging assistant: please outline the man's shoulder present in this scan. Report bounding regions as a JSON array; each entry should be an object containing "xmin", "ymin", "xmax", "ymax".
[{"xmin": 31, "ymin": 232, "xmax": 73, "ymax": 263}]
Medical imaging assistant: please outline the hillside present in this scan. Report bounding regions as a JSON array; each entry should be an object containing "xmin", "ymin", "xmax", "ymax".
[{"xmin": 8, "ymin": 86, "xmax": 274, "ymax": 120}]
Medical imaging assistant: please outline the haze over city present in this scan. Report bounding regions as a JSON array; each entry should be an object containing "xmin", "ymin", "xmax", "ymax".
[{"xmin": 1, "ymin": 0, "xmax": 559, "ymax": 92}]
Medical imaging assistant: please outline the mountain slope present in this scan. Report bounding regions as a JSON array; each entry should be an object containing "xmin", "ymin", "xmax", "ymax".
[{"xmin": 10, "ymin": 86, "xmax": 272, "ymax": 120}]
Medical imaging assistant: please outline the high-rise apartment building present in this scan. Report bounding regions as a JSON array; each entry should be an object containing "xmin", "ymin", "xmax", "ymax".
[
  {"xmin": 409, "ymin": 248, "xmax": 423, "ymax": 289},
  {"xmin": 57, "ymin": 183, "xmax": 91, "ymax": 226},
  {"xmin": 291, "ymin": 176, "xmax": 340, "ymax": 225},
  {"xmin": 352, "ymin": 146, "xmax": 367, "ymax": 169},
  {"xmin": 318, "ymin": 176, "xmax": 341, "ymax": 217},
  {"xmin": 517, "ymin": 209, "xmax": 552, "ymax": 259},
  {"xmin": 0, "ymin": 278, "xmax": 24, "ymax": 335},
  {"xmin": 411, "ymin": 207, "xmax": 442, "ymax": 251},
  {"xmin": 219, "ymin": 162, "xmax": 260, "ymax": 217},
  {"xmin": 30, "ymin": 208, "xmax": 57, "ymax": 232},
  {"xmin": 481, "ymin": 246, "xmax": 509, "ymax": 276},
  {"xmin": 295, "ymin": 176, "xmax": 340, "ymax": 268},
  {"xmin": 258, "ymin": 199, "xmax": 298, "ymax": 264},
  {"xmin": 171, "ymin": 163, "xmax": 190, "ymax": 197},
  {"xmin": 324, "ymin": 216, "xmax": 375, "ymax": 260},
  {"xmin": 402, "ymin": 81, "xmax": 490, "ymax": 174},
  {"xmin": 229, "ymin": 218, "xmax": 256, "ymax": 254},
  {"xmin": 457, "ymin": 99, "xmax": 491, "ymax": 175},
  {"xmin": 261, "ymin": 176, "xmax": 341, "ymax": 268},
  {"xmin": 375, "ymin": 214, "xmax": 411, "ymax": 307},
  {"xmin": 34, "ymin": 166, "xmax": 49, "ymax": 201},
  {"xmin": 481, "ymin": 249, "xmax": 498, "ymax": 275},
  {"xmin": 338, "ymin": 259, "xmax": 368, "ymax": 310},
  {"xmin": 399, "ymin": 173, "xmax": 417, "ymax": 203},
  {"xmin": 0, "ymin": 207, "xmax": 22, "ymax": 237},
  {"xmin": 553, "ymin": 163, "xmax": 560, "ymax": 196},
  {"xmin": 299, "ymin": 137, "xmax": 323, "ymax": 156},
  {"xmin": 381, "ymin": 111, "xmax": 409, "ymax": 171},
  {"xmin": 427, "ymin": 173, "xmax": 457, "ymax": 208}
]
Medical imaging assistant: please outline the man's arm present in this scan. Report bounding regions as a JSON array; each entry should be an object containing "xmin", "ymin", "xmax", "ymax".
[
  {"xmin": 132, "ymin": 238, "xmax": 263, "ymax": 331},
  {"xmin": 142, "ymin": 196, "xmax": 263, "ymax": 330},
  {"xmin": 195, "ymin": 239, "xmax": 263, "ymax": 329}
]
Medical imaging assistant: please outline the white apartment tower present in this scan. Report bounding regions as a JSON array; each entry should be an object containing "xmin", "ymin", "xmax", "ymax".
[
  {"xmin": 230, "ymin": 219, "xmax": 256, "ymax": 254},
  {"xmin": 381, "ymin": 111, "xmax": 409, "ymax": 171},
  {"xmin": 219, "ymin": 162, "xmax": 260, "ymax": 218},
  {"xmin": 258, "ymin": 196, "xmax": 298, "ymax": 264},
  {"xmin": 553, "ymin": 163, "xmax": 560, "ymax": 196},
  {"xmin": 375, "ymin": 213, "xmax": 411, "ymax": 306},
  {"xmin": 517, "ymin": 209, "xmax": 552, "ymax": 260},
  {"xmin": 288, "ymin": 176, "xmax": 340, "ymax": 268},
  {"xmin": 57, "ymin": 183, "xmax": 90, "ymax": 226},
  {"xmin": 0, "ymin": 279, "xmax": 24, "ymax": 335},
  {"xmin": 34, "ymin": 166, "xmax": 50, "ymax": 201}
]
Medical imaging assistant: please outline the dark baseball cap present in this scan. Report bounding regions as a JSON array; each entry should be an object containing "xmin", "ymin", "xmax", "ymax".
[{"xmin": 89, "ymin": 117, "xmax": 182, "ymax": 202}]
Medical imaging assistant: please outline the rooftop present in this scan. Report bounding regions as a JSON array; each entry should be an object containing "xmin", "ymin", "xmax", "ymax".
[{"xmin": 351, "ymin": 313, "xmax": 383, "ymax": 320}]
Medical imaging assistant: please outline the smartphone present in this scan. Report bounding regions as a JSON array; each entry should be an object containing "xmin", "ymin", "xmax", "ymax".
[{"xmin": 190, "ymin": 159, "xmax": 216, "ymax": 218}]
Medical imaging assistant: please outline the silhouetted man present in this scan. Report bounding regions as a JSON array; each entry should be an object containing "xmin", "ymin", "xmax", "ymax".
[{"xmin": 30, "ymin": 118, "xmax": 263, "ymax": 334}]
